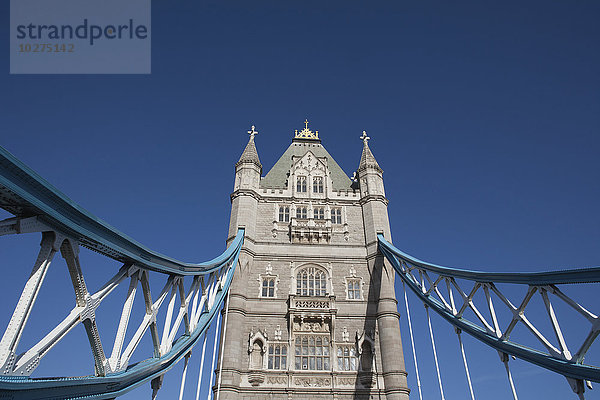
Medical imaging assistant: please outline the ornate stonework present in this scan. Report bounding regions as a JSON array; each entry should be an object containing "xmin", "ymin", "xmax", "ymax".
[
  {"xmin": 217, "ymin": 124, "xmax": 409, "ymax": 399},
  {"xmin": 294, "ymin": 376, "xmax": 331, "ymax": 387}
]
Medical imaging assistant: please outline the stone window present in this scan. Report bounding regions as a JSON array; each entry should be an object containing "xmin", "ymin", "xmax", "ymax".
[
  {"xmin": 296, "ymin": 267, "xmax": 327, "ymax": 296},
  {"xmin": 296, "ymin": 206, "xmax": 308, "ymax": 219},
  {"xmin": 331, "ymin": 208, "xmax": 342, "ymax": 224},
  {"xmin": 262, "ymin": 277, "xmax": 276, "ymax": 297},
  {"xmin": 337, "ymin": 345, "xmax": 358, "ymax": 371},
  {"xmin": 278, "ymin": 206, "xmax": 290, "ymax": 222},
  {"xmin": 314, "ymin": 207, "xmax": 325, "ymax": 220},
  {"xmin": 297, "ymin": 176, "xmax": 307, "ymax": 192},
  {"xmin": 313, "ymin": 176, "xmax": 324, "ymax": 193},
  {"xmin": 294, "ymin": 336, "xmax": 330, "ymax": 370},
  {"xmin": 268, "ymin": 344, "xmax": 287, "ymax": 370},
  {"xmin": 346, "ymin": 278, "xmax": 361, "ymax": 300}
]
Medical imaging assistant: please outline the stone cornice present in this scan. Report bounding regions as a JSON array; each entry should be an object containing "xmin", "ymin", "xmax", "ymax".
[
  {"xmin": 230, "ymin": 188, "xmax": 262, "ymax": 202},
  {"xmin": 359, "ymin": 194, "xmax": 389, "ymax": 206}
]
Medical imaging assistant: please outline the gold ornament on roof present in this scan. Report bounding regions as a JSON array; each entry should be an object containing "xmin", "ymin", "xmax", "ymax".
[{"xmin": 294, "ymin": 119, "xmax": 319, "ymax": 140}]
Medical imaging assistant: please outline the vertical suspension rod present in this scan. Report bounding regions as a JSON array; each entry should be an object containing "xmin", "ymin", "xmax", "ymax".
[
  {"xmin": 178, "ymin": 352, "xmax": 191, "ymax": 400},
  {"xmin": 402, "ymin": 281, "xmax": 423, "ymax": 400},
  {"xmin": 426, "ymin": 305, "xmax": 445, "ymax": 400},
  {"xmin": 194, "ymin": 333, "xmax": 209, "ymax": 400},
  {"xmin": 456, "ymin": 328, "xmax": 475, "ymax": 400},
  {"xmin": 501, "ymin": 353, "xmax": 519, "ymax": 400}
]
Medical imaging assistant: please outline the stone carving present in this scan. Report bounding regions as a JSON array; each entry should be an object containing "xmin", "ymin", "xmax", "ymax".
[
  {"xmin": 266, "ymin": 263, "xmax": 273, "ymax": 275},
  {"xmin": 342, "ymin": 326, "xmax": 349, "ymax": 342},
  {"xmin": 248, "ymin": 371, "xmax": 265, "ymax": 386},
  {"xmin": 349, "ymin": 265, "xmax": 356, "ymax": 277},
  {"xmin": 274, "ymin": 325, "xmax": 282, "ymax": 340},
  {"xmin": 293, "ymin": 318, "xmax": 330, "ymax": 332},
  {"xmin": 293, "ymin": 377, "xmax": 331, "ymax": 387},
  {"xmin": 294, "ymin": 299, "xmax": 330, "ymax": 309},
  {"xmin": 337, "ymin": 377, "xmax": 356, "ymax": 386},
  {"xmin": 267, "ymin": 376, "xmax": 287, "ymax": 384}
]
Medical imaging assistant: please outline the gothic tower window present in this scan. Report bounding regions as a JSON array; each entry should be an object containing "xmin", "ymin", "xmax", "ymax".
[
  {"xmin": 337, "ymin": 345, "xmax": 358, "ymax": 371},
  {"xmin": 262, "ymin": 277, "xmax": 275, "ymax": 297},
  {"xmin": 296, "ymin": 267, "xmax": 327, "ymax": 296},
  {"xmin": 346, "ymin": 278, "xmax": 361, "ymax": 300},
  {"xmin": 294, "ymin": 336, "xmax": 330, "ymax": 370},
  {"xmin": 258, "ymin": 264, "xmax": 278, "ymax": 298},
  {"xmin": 297, "ymin": 176, "xmax": 307, "ymax": 192},
  {"xmin": 331, "ymin": 208, "xmax": 342, "ymax": 224},
  {"xmin": 296, "ymin": 206, "xmax": 308, "ymax": 219},
  {"xmin": 278, "ymin": 206, "xmax": 290, "ymax": 222},
  {"xmin": 313, "ymin": 176, "xmax": 324, "ymax": 193},
  {"xmin": 268, "ymin": 344, "xmax": 287, "ymax": 370},
  {"xmin": 314, "ymin": 207, "xmax": 325, "ymax": 220}
]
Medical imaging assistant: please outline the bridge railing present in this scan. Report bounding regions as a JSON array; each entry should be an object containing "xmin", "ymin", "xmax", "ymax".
[{"xmin": 378, "ymin": 233, "xmax": 599, "ymax": 399}]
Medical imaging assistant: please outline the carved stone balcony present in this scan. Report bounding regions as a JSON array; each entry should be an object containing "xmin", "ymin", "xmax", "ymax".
[
  {"xmin": 289, "ymin": 295, "xmax": 335, "ymax": 311},
  {"xmin": 290, "ymin": 217, "xmax": 332, "ymax": 243}
]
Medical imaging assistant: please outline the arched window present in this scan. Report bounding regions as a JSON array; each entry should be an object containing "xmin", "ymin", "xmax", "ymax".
[
  {"xmin": 296, "ymin": 267, "xmax": 327, "ymax": 296},
  {"xmin": 297, "ymin": 176, "xmax": 307, "ymax": 192},
  {"xmin": 331, "ymin": 208, "xmax": 342, "ymax": 224},
  {"xmin": 337, "ymin": 345, "xmax": 358, "ymax": 371},
  {"xmin": 314, "ymin": 207, "xmax": 325, "ymax": 220},
  {"xmin": 313, "ymin": 176, "xmax": 324, "ymax": 193},
  {"xmin": 295, "ymin": 336, "xmax": 330, "ymax": 370},
  {"xmin": 262, "ymin": 277, "xmax": 275, "ymax": 297},
  {"xmin": 296, "ymin": 206, "xmax": 308, "ymax": 219},
  {"xmin": 278, "ymin": 206, "xmax": 289, "ymax": 222}
]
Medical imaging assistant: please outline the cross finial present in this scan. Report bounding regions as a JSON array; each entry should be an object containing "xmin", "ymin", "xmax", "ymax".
[
  {"xmin": 247, "ymin": 125, "xmax": 258, "ymax": 139},
  {"xmin": 360, "ymin": 130, "xmax": 370, "ymax": 144},
  {"xmin": 304, "ymin": 119, "xmax": 309, "ymax": 129}
]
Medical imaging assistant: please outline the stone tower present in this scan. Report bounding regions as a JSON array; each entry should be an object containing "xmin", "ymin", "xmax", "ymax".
[{"xmin": 218, "ymin": 122, "xmax": 410, "ymax": 399}]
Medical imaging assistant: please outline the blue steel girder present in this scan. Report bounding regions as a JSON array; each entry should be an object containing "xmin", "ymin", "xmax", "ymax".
[
  {"xmin": 0, "ymin": 144, "xmax": 246, "ymax": 398},
  {"xmin": 377, "ymin": 234, "xmax": 600, "ymax": 384},
  {"xmin": 0, "ymin": 229, "xmax": 243, "ymax": 399},
  {"xmin": 0, "ymin": 145, "xmax": 235, "ymax": 275}
]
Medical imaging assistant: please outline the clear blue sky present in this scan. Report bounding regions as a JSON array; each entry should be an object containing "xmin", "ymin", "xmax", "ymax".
[{"xmin": 1, "ymin": 1, "xmax": 599, "ymax": 399}]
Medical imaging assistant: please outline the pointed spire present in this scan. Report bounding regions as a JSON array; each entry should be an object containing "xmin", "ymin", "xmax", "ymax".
[
  {"xmin": 237, "ymin": 125, "xmax": 262, "ymax": 167},
  {"xmin": 358, "ymin": 131, "xmax": 381, "ymax": 172}
]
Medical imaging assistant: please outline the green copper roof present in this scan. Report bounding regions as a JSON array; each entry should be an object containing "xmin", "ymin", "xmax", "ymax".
[{"xmin": 260, "ymin": 140, "xmax": 353, "ymax": 190}]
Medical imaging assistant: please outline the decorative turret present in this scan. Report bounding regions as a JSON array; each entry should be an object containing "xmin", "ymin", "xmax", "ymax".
[
  {"xmin": 234, "ymin": 125, "xmax": 262, "ymax": 191},
  {"xmin": 357, "ymin": 131, "xmax": 385, "ymax": 198},
  {"xmin": 237, "ymin": 125, "xmax": 262, "ymax": 168},
  {"xmin": 357, "ymin": 131, "xmax": 382, "ymax": 173}
]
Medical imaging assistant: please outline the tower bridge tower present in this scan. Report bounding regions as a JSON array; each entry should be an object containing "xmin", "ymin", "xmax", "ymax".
[{"xmin": 219, "ymin": 122, "xmax": 410, "ymax": 399}]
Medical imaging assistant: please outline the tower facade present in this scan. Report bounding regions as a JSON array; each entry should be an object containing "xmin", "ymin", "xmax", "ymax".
[{"xmin": 218, "ymin": 122, "xmax": 410, "ymax": 400}]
